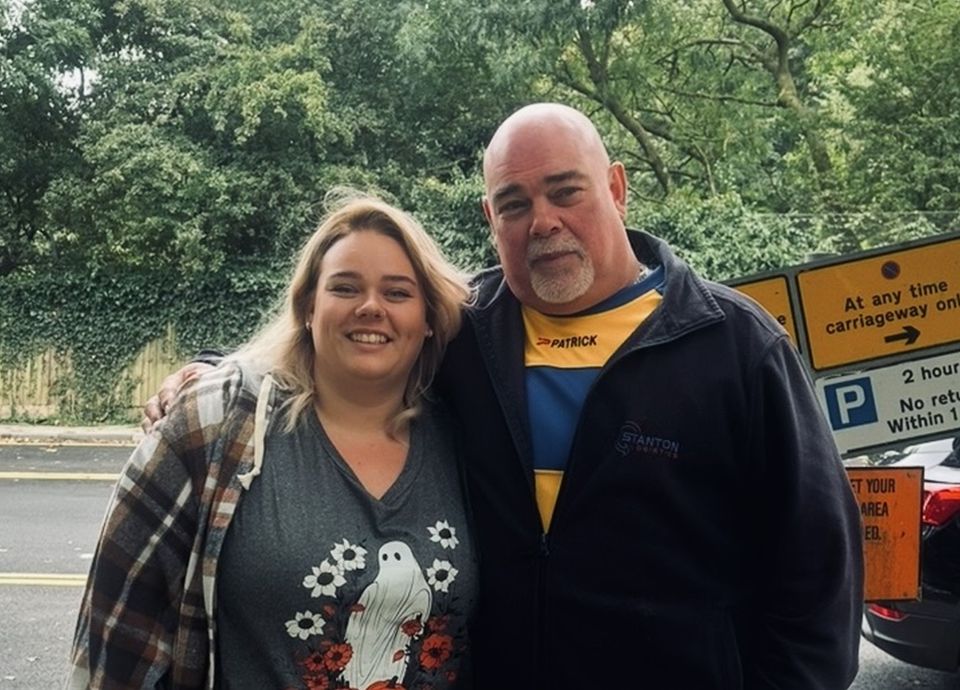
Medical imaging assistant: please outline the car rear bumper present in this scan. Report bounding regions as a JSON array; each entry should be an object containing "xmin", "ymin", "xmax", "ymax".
[{"xmin": 862, "ymin": 597, "xmax": 960, "ymax": 672}]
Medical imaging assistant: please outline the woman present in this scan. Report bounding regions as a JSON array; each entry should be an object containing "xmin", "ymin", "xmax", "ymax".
[{"xmin": 68, "ymin": 196, "xmax": 476, "ymax": 690}]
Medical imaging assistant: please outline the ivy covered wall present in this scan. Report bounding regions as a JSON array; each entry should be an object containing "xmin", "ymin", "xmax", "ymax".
[{"xmin": 0, "ymin": 262, "xmax": 286, "ymax": 422}]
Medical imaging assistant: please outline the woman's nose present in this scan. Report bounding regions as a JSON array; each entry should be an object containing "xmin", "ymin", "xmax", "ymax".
[{"xmin": 356, "ymin": 293, "xmax": 385, "ymax": 318}]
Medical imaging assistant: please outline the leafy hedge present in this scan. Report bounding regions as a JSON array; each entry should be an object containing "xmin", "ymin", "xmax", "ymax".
[{"xmin": 0, "ymin": 260, "xmax": 286, "ymax": 422}]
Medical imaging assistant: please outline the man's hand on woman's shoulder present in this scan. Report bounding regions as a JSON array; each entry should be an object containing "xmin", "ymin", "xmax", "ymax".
[{"xmin": 141, "ymin": 362, "xmax": 215, "ymax": 432}]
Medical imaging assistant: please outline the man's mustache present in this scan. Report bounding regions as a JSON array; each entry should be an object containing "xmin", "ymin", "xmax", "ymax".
[{"xmin": 526, "ymin": 235, "xmax": 585, "ymax": 264}]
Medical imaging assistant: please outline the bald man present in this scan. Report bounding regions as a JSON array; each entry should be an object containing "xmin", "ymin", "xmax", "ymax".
[
  {"xmin": 435, "ymin": 103, "xmax": 862, "ymax": 688},
  {"xmin": 145, "ymin": 104, "xmax": 863, "ymax": 688}
]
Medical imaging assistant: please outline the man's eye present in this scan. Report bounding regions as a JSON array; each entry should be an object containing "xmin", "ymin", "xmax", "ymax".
[
  {"xmin": 498, "ymin": 200, "xmax": 528, "ymax": 215},
  {"xmin": 553, "ymin": 187, "xmax": 582, "ymax": 202}
]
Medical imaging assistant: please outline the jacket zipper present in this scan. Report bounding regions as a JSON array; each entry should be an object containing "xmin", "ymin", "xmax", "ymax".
[{"xmin": 545, "ymin": 341, "xmax": 646, "ymax": 538}]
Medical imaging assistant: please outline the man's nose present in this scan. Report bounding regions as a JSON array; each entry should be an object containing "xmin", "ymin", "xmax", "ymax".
[{"xmin": 529, "ymin": 198, "xmax": 561, "ymax": 238}]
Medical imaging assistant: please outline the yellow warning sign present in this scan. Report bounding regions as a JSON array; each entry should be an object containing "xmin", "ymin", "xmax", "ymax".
[
  {"xmin": 734, "ymin": 276, "xmax": 798, "ymax": 346},
  {"xmin": 797, "ymin": 237, "xmax": 960, "ymax": 370},
  {"xmin": 847, "ymin": 467, "xmax": 922, "ymax": 601}
]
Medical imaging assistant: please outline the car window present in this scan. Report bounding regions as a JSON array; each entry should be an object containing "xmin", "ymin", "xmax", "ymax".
[{"xmin": 941, "ymin": 440, "xmax": 960, "ymax": 468}]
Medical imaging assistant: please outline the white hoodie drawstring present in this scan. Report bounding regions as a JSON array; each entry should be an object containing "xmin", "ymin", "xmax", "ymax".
[{"xmin": 238, "ymin": 373, "xmax": 273, "ymax": 490}]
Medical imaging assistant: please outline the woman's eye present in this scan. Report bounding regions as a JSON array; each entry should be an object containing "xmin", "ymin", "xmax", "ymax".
[
  {"xmin": 329, "ymin": 284, "xmax": 357, "ymax": 295},
  {"xmin": 386, "ymin": 289, "xmax": 412, "ymax": 300}
]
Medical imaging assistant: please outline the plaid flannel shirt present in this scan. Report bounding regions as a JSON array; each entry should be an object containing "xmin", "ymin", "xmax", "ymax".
[{"xmin": 67, "ymin": 362, "xmax": 267, "ymax": 689}]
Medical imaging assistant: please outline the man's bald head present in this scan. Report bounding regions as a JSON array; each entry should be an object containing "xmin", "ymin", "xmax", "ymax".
[{"xmin": 483, "ymin": 103, "xmax": 611, "ymax": 188}]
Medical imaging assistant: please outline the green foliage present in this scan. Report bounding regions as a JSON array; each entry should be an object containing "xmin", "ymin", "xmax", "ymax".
[
  {"xmin": 39, "ymin": 0, "xmax": 361, "ymax": 276},
  {"xmin": 407, "ymin": 170, "xmax": 496, "ymax": 273},
  {"xmin": 836, "ymin": 0, "xmax": 960, "ymax": 225},
  {"xmin": 0, "ymin": 262, "xmax": 284, "ymax": 421},
  {"xmin": 634, "ymin": 192, "xmax": 837, "ymax": 281},
  {"xmin": 0, "ymin": 0, "xmax": 84, "ymax": 274}
]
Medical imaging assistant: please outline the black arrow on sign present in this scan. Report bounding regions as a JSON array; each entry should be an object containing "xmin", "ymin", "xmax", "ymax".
[{"xmin": 884, "ymin": 325, "xmax": 920, "ymax": 346}]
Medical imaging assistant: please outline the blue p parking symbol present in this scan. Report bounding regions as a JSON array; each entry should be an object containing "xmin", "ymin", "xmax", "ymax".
[{"xmin": 824, "ymin": 377, "xmax": 878, "ymax": 430}]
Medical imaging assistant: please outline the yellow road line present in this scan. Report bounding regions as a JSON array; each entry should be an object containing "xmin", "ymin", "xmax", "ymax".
[
  {"xmin": 0, "ymin": 572, "xmax": 87, "ymax": 587},
  {"xmin": 0, "ymin": 471, "xmax": 119, "ymax": 481}
]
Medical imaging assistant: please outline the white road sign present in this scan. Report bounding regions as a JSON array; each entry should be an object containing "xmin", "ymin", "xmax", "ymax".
[{"xmin": 816, "ymin": 350, "xmax": 960, "ymax": 454}]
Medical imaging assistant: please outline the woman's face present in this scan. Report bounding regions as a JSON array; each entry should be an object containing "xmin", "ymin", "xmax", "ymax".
[{"xmin": 307, "ymin": 230, "xmax": 430, "ymax": 395}]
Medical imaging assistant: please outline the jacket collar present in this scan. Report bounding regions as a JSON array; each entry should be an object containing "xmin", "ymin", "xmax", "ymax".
[
  {"xmin": 470, "ymin": 228, "xmax": 725, "ymax": 342},
  {"xmin": 464, "ymin": 230, "xmax": 725, "ymax": 469}
]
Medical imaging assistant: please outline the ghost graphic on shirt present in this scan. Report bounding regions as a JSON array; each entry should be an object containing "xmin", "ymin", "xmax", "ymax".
[{"xmin": 342, "ymin": 540, "xmax": 432, "ymax": 688}]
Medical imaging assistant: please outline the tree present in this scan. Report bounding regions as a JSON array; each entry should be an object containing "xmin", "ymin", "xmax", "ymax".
[
  {"xmin": 0, "ymin": 0, "xmax": 86, "ymax": 274},
  {"xmin": 835, "ymin": 0, "xmax": 960, "ymax": 243},
  {"xmin": 42, "ymin": 0, "xmax": 365, "ymax": 274}
]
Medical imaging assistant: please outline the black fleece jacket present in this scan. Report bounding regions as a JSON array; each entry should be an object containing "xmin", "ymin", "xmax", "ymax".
[{"xmin": 436, "ymin": 229, "xmax": 863, "ymax": 690}]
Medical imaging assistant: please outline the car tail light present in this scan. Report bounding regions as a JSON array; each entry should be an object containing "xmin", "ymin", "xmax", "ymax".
[
  {"xmin": 867, "ymin": 603, "xmax": 907, "ymax": 621},
  {"xmin": 922, "ymin": 487, "xmax": 960, "ymax": 526}
]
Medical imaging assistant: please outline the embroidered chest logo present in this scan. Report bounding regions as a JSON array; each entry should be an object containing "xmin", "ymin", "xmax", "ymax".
[
  {"xmin": 614, "ymin": 421, "xmax": 680, "ymax": 459},
  {"xmin": 535, "ymin": 334, "xmax": 599, "ymax": 348}
]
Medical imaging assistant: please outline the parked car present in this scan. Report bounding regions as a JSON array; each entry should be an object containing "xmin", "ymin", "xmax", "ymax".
[
  {"xmin": 888, "ymin": 437, "xmax": 958, "ymax": 469},
  {"xmin": 861, "ymin": 436, "xmax": 960, "ymax": 671}
]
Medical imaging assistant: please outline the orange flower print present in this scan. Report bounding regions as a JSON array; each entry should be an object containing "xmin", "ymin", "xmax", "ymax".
[
  {"xmin": 301, "ymin": 650, "xmax": 326, "ymax": 674},
  {"xmin": 322, "ymin": 642, "xmax": 353, "ymax": 672},
  {"xmin": 418, "ymin": 633, "xmax": 454, "ymax": 670},
  {"xmin": 304, "ymin": 673, "xmax": 330, "ymax": 690},
  {"xmin": 400, "ymin": 618, "xmax": 423, "ymax": 637}
]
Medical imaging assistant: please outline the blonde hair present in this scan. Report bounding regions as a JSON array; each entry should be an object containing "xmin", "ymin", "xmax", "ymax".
[{"xmin": 232, "ymin": 193, "xmax": 472, "ymax": 434}]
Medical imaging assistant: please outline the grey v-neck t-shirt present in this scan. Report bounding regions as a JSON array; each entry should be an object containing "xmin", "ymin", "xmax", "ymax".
[{"xmin": 216, "ymin": 403, "xmax": 477, "ymax": 689}]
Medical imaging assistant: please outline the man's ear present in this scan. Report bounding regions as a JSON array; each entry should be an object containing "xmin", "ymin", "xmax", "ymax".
[
  {"xmin": 608, "ymin": 162, "xmax": 628, "ymax": 220},
  {"xmin": 481, "ymin": 197, "xmax": 494, "ymax": 226},
  {"xmin": 482, "ymin": 197, "xmax": 499, "ymax": 248}
]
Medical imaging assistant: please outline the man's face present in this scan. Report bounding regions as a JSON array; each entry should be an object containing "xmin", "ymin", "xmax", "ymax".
[{"xmin": 482, "ymin": 121, "xmax": 628, "ymax": 315}]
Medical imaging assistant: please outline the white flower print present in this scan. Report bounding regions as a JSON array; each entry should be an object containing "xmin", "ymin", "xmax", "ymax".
[
  {"xmin": 285, "ymin": 610, "xmax": 325, "ymax": 640},
  {"xmin": 427, "ymin": 520, "xmax": 459, "ymax": 550},
  {"xmin": 426, "ymin": 558, "xmax": 458, "ymax": 593},
  {"xmin": 330, "ymin": 539, "xmax": 367, "ymax": 572},
  {"xmin": 302, "ymin": 559, "xmax": 346, "ymax": 598}
]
